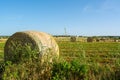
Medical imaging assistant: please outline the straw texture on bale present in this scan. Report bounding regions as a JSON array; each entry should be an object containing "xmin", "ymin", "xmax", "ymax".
[{"xmin": 4, "ymin": 31, "xmax": 59, "ymax": 63}]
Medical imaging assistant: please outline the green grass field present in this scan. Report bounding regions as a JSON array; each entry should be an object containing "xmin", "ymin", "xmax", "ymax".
[
  {"xmin": 0, "ymin": 41, "xmax": 120, "ymax": 79},
  {"xmin": 58, "ymin": 42, "xmax": 120, "ymax": 63},
  {"xmin": 0, "ymin": 42, "xmax": 5, "ymax": 62}
]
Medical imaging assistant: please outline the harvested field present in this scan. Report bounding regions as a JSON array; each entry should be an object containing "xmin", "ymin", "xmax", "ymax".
[{"xmin": 0, "ymin": 40, "xmax": 120, "ymax": 79}]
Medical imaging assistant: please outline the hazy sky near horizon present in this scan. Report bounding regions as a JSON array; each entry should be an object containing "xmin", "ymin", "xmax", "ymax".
[{"xmin": 0, "ymin": 0, "xmax": 120, "ymax": 36}]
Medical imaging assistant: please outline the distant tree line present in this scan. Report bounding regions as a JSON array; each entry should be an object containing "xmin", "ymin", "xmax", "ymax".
[
  {"xmin": 53, "ymin": 35, "xmax": 77, "ymax": 37},
  {"xmin": 54, "ymin": 35, "xmax": 120, "ymax": 39},
  {"xmin": 87, "ymin": 36, "xmax": 120, "ymax": 42},
  {"xmin": 54, "ymin": 35, "xmax": 120, "ymax": 42},
  {"xmin": 0, "ymin": 36, "xmax": 9, "ymax": 39}
]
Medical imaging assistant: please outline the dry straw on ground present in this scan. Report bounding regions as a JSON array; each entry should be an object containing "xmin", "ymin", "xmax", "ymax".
[
  {"xmin": 4, "ymin": 31, "xmax": 59, "ymax": 63},
  {"xmin": 0, "ymin": 39, "xmax": 7, "ymax": 43}
]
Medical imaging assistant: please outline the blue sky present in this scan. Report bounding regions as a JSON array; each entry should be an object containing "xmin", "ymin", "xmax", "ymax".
[{"xmin": 0, "ymin": 0, "xmax": 120, "ymax": 36}]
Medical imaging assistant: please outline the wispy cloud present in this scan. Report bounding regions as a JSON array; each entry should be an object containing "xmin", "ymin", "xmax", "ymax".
[
  {"xmin": 83, "ymin": 5, "xmax": 92, "ymax": 12},
  {"xmin": 82, "ymin": 0, "xmax": 120, "ymax": 13},
  {"xmin": 99, "ymin": 0, "xmax": 120, "ymax": 12},
  {"xmin": 97, "ymin": 0, "xmax": 120, "ymax": 13}
]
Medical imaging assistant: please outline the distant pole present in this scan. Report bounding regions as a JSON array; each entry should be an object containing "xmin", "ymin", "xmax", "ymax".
[{"xmin": 64, "ymin": 27, "xmax": 67, "ymax": 35}]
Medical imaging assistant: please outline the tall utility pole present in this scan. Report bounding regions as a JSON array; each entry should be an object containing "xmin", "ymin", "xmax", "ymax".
[{"xmin": 64, "ymin": 27, "xmax": 67, "ymax": 35}]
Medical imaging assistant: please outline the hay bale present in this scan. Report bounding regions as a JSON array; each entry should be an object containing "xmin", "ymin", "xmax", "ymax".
[
  {"xmin": 4, "ymin": 31, "xmax": 59, "ymax": 63},
  {"xmin": 70, "ymin": 36, "xmax": 76, "ymax": 42}
]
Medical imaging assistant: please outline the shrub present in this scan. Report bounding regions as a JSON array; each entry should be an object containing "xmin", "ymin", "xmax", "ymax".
[
  {"xmin": 2, "ymin": 45, "xmax": 54, "ymax": 80},
  {"xmin": 52, "ymin": 58, "xmax": 89, "ymax": 80}
]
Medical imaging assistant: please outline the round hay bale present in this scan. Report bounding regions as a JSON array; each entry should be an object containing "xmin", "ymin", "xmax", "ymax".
[
  {"xmin": 4, "ymin": 31, "xmax": 59, "ymax": 63},
  {"xmin": 70, "ymin": 36, "xmax": 76, "ymax": 42}
]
